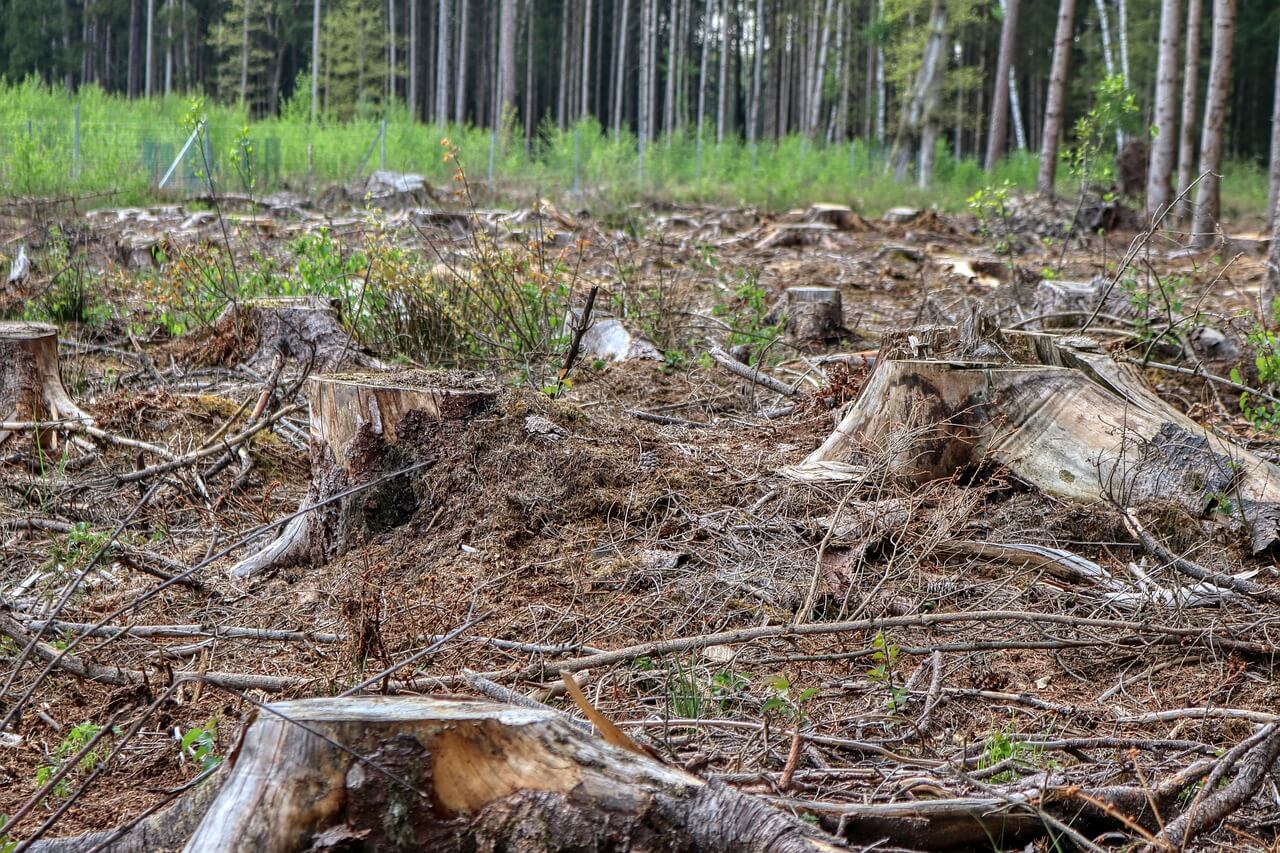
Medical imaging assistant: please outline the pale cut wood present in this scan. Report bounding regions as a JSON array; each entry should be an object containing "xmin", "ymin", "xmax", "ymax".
[
  {"xmin": 180, "ymin": 697, "xmax": 842, "ymax": 853},
  {"xmin": 227, "ymin": 372, "xmax": 496, "ymax": 578},
  {"xmin": 799, "ymin": 327, "xmax": 1280, "ymax": 553},
  {"xmin": 0, "ymin": 321, "xmax": 94, "ymax": 448}
]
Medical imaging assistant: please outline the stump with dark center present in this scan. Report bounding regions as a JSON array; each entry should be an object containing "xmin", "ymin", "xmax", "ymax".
[
  {"xmin": 0, "ymin": 321, "xmax": 93, "ymax": 447},
  {"xmin": 227, "ymin": 372, "xmax": 496, "ymax": 578}
]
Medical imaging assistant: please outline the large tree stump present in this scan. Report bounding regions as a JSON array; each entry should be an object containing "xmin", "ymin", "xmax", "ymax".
[
  {"xmin": 793, "ymin": 325, "xmax": 1280, "ymax": 552},
  {"xmin": 227, "ymin": 372, "xmax": 496, "ymax": 578},
  {"xmin": 212, "ymin": 296, "xmax": 385, "ymax": 373},
  {"xmin": 784, "ymin": 287, "xmax": 844, "ymax": 343},
  {"xmin": 0, "ymin": 321, "xmax": 93, "ymax": 448},
  {"xmin": 179, "ymin": 697, "xmax": 840, "ymax": 853}
]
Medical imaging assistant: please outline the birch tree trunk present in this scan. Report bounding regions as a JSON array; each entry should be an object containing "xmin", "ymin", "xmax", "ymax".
[
  {"xmin": 664, "ymin": 0, "xmax": 677, "ymax": 137},
  {"xmin": 408, "ymin": 0, "xmax": 418, "ymax": 117},
  {"xmin": 1093, "ymin": 0, "xmax": 1116, "ymax": 79},
  {"xmin": 612, "ymin": 0, "xmax": 629, "ymax": 136},
  {"xmin": 1146, "ymin": 0, "xmax": 1181, "ymax": 220},
  {"xmin": 807, "ymin": 0, "xmax": 835, "ymax": 138},
  {"xmin": 697, "ymin": 0, "xmax": 710, "ymax": 140},
  {"xmin": 1190, "ymin": 0, "xmax": 1238, "ymax": 249},
  {"xmin": 435, "ymin": 0, "xmax": 449, "ymax": 122},
  {"xmin": 388, "ymin": 0, "xmax": 397, "ymax": 103},
  {"xmin": 715, "ymin": 0, "xmax": 729, "ymax": 144},
  {"xmin": 1175, "ymin": 0, "xmax": 1202, "ymax": 217},
  {"xmin": 237, "ymin": 0, "xmax": 248, "ymax": 107},
  {"xmin": 499, "ymin": 0, "xmax": 517, "ymax": 116},
  {"xmin": 1116, "ymin": 0, "xmax": 1131, "ymax": 87},
  {"xmin": 1266, "ymin": 189, "xmax": 1280, "ymax": 313},
  {"xmin": 1268, "ymin": 26, "xmax": 1280, "ymax": 232},
  {"xmin": 163, "ymin": 0, "xmax": 172, "ymax": 95},
  {"xmin": 985, "ymin": 0, "xmax": 1020, "ymax": 169},
  {"xmin": 874, "ymin": 0, "xmax": 885, "ymax": 145},
  {"xmin": 1037, "ymin": 0, "xmax": 1077, "ymax": 196}
]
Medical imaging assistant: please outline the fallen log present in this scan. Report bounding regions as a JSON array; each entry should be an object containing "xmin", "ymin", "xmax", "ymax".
[
  {"xmin": 0, "ymin": 321, "xmax": 93, "ymax": 448},
  {"xmin": 141, "ymin": 697, "xmax": 842, "ymax": 852},
  {"xmin": 227, "ymin": 372, "xmax": 496, "ymax": 578},
  {"xmin": 795, "ymin": 325, "xmax": 1280, "ymax": 553}
]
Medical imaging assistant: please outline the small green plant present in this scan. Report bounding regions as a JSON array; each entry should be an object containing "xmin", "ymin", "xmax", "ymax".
[
  {"xmin": 1068, "ymin": 75, "xmax": 1140, "ymax": 194},
  {"xmin": 178, "ymin": 719, "xmax": 221, "ymax": 772},
  {"xmin": 0, "ymin": 813, "xmax": 15, "ymax": 853},
  {"xmin": 866, "ymin": 632, "xmax": 908, "ymax": 714},
  {"xmin": 34, "ymin": 721, "xmax": 115, "ymax": 802},
  {"xmin": 1235, "ymin": 324, "xmax": 1280, "ymax": 431},
  {"xmin": 977, "ymin": 725, "xmax": 1045, "ymax": 783},
  {"xmin": 967, "ymin": 181, "xmax": 1015, "ymax": 256},
  {"xmin": 667, "ymin": 656, "xmax": 705, "ymax": 719},
  {"xmin": 760, "ymin": 675, "xmax": 819, "ymax": 723},
  {"xmin": 709, "ymin": 670, "xmax": 753, "ymax": 711},
  {"xmin": 40, "ymin": 522, "xmax": 107, "ymax": 580}
]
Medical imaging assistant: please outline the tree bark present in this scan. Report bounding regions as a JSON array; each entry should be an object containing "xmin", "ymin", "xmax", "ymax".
[
  {"xmin": 177, "ymin": 697, "xmax": 843, "ymax": 852},
  {"xmin": 499, "ymin": 0, "xmax": 517, "ymax": 116},
  {"xmin": 238, "ymin": 0, "xmax": 250, "ymax": 108},
  {"xmin": 408, "ymin": 0, "xmax": 419, "ymax": 117},
  {"xmin": 784, "ymin": 287, "xmax": 843, "ymax": 344},
  {"xmin": 436, "ymin": 0, "xmax": 450, "ymax": 122},
  {"xmin": 807, "ymin": 0, "xmax": 834, "ymax": 138},
  {"xmin": 127, "ymin": 0, "xmax": 139, "ymax": 98},
  {"xmin": 226, "ymin": 373, "xmax": 496, "ymax": 578},
  {"xmin": 206, "ymin": 296, "xmax": 384, "ymax": 375},
  {"xmin": 1265, "ymin": 189, "xmax": 1280, "ymax": 316},
  {"xmin": 145, "ymin": 0, "xmax": 154, "ymax": 97},
  {"xmin": 1037, "ymin": 0, "xmax": 1077, "ymax": 196},
  {"xmin": 311, "ymin": 0, "xmax": 321, "ymax": 122},
  {"xmin": 612, "ymin": 0, "xmax": 630, "ymax": 135},
  {"xmin": 716, "ymin": 0, "xmax": 729, "ymax": 143},
  {"xmin": 580, "ymin": 0, "xmax": 592, "ymax": 118},
  {"xmin": 454, "ymin": 0, "xmax": 468, "ymax": 122},
  {"xmin": 1268, "ymin": 25, "xmax": 1280, "ymax": 232},
  {"xmin": 0, "ymin": 322, "xmax": 94, "ymax": 450},
  {"xmin": 1175, "ymin": 0, "xmax": 1203, "ymax": 219},
  {"xmin": 1145, "ymin": 0, "xmax": 1181, "ymax": 219},
  {"xmin": 1190, "ymin": 0, "xmax": 1237, "ymax": 249},
  {"xmin": 985, "ymin": 0, "xmax": 1019, "ymax": 169}
]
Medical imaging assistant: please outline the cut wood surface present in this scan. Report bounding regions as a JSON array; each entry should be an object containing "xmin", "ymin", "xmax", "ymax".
[
  {"xmin": 798, "ymin": 326, "xmax": 1280, "ymax": 552},
  {"xmin": 177, "ymin": 697, "xmax": 841, "ymax": 853},
  {"xmin": 0, "ymin": 321, "xmax": 93, "ymax": 447},
  {"xmin": 227, "ymin": 372, "xmax": 497, "ymax": 577}
]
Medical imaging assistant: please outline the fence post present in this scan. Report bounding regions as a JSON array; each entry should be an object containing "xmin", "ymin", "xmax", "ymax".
[{"xmin": 72, "ymin": 103, "xmax": 80, "ymax": 179}]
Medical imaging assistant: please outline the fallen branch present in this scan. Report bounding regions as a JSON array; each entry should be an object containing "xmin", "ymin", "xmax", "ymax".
[{"xmin": 707, "ymin": 346, "xmax": 798, "ymax": 397}]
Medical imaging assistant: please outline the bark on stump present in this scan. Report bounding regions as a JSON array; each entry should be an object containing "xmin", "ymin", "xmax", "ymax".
[
  {"xmin": 214, "ymin": 296, "xmax": 384, "ymax": 373},
  {"xmin": 793, "ymin": 325, "xmax": 1280, "ymax": 552},
  {"xmin": 227, "ymin": 373, "xmax": 496, "ymax": 578},
  {"xmin": 0, "ymin": 321, "xmax": 93, "ymax": 448},
  {"xmin": 784, "ymin": 287, "xmax": 844, "ymax": 343},
  {"xmin": 179, "ymin": 697, "xmax": 841, "ymax": 853}
]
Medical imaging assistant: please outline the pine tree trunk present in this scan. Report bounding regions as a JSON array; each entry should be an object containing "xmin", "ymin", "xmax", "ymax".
[
  {"xmin": 453, "ymin": 0, "xmax": 467, "ymax": 121},
  {"xmin": 311, "ymin": 0, "xmax": 321, "ymax": 121},
  {"xmin": 807, "ymin": 0, "xmax": 834, "ymax": 138},
  {"xmin": 985, "ymin": 0, "xmax": 1019, "ymax": 169},
  {"xmin": 1175, "ymin": 0, "xmax": 1203, "ymax": 217},
  {"xmin": 525, "ymin": 0, "xmax": 536, "ymax": 144},
  {"xmin": 664, "ymin": 0, "xmax": 677, "ymax": 137},
  {"xmin": 145, "ymin": 0, "xmax": 154, "ymax": 97},
  {"xmin": 388, "ymin": 0, "xmax": 398, "ymax": 104},
  {"xmin": 580, "ymin": 0, "xmax": 592, "ymax": 117},
  {"xmin": 163, "ymin": 0, "xmax": 172, "ymax": 95},
  {"xmin": 1190, "ymin": 0, "xmax": 1237, "ymax": 249},
  {"xmin": 1266, "ymin": 189, "xmax": 1280, "ymax": 313},
  {"xmin": 1145, "ymin": 0, "xmax": 1181, "ymax": 220},
  {"xmin": 1267, "ymin": 26, "xmax": 1280, "ymax": 232},
  {"xmin": 238, "ymin": 0, "xmax": 250, "ymax": 107},
  {"xmin": 612, "ymin": 0, "xmax": 629, "ymax": 135},
  {"xmin": 128, "ymin": 0, "xmax": 139, "ymax": 97},
  {"xmin": 697, "ymin": 0, "xmax": 710, "ymax": 139},
  {"xmin": 874, "ymin": 0, "xmax": 885, "ymax": 145},
  {"xmin": 436, "ymin": 0, "xmax": 449, "ymax": 122},
  {"xmin": 408, "ymin": 0, "xmax": 419, "ymax": 117},
  {"xmin": 716, "ymin": 0, "xmax": 729, "ymax": 143},
  {"xmin": 1037, "ymin": 0, "xmax": 1077, "ymax": 196},
  {"xmin": 499, "ymin": 0, "xmax": 517, "ymax": 116}
]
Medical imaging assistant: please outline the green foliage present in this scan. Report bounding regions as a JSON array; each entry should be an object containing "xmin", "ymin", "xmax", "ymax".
[
  {"xmin": 34, "ymin": 721, "xmax": 115, "ymax": 802},
  {"xmin": 760, "ymin": 674, "xmax": 819, "ymax": 723},
  {"xmin": 41, "ymin": 522, "xmax": 107, "ymax": 579},
  {"xmin": 1235, "ymin": 326, "xmax": 1280, "ymax": 432},
  {"xmin": 178, "ymin": 719, "xmax": 222, "ymax": 772},
  {"xmin": 977, "ymin": 725, "xmax": 1044, "ymax": 783},
  {"xmin": 967, "ymin": 181, "xmax": 1015, "ymax": 256},
  {"xmin": 1119, "ymin": 272, "xmax": 1190, "ymax": 347},
  {"xmin": 866, "ymin": 631, "xmax": 907, "ymax": 714},
  {"xmin": 1068, "ymin": 75, "xmax": 1140, "ymax": 192},
  {"xmin": 22, "ymin": 226, "xmax": 110, "ymax": 327}
]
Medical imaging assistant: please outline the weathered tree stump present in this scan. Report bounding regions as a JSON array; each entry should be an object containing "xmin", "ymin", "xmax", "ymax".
[
  {"xmin": 804, "ymin": 203, "xmax": 867, "ymax": 231},
  {"xmin": 784, "ymin": 287, "xmax": 844, "ymax": 343},
  {"xmin": 213, "ymin": 296, "xmax": 385, "ymax": 373},
  {"xmin": 178, "ymin": 697, "xmax": 840, "ymax": 853},
  {"xmin": 793, "ymin": 325, "xmax": 1280, "ymax": 552},
  {"xmin": 0, "ymin": 321, "xmax": 93, "ymax": 447},
  {"xmin": 227, "ymin": 372, "xmax": 496, "ymax": 578}
]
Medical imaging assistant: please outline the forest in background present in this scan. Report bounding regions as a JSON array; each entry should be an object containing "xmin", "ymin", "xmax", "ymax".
[{"xmin": 0, "ymin": 0, "xmax": 1277, "ymax": 220}]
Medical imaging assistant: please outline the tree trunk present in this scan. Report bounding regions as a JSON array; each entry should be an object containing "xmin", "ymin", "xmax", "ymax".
[
  {"xmin": 408, "ymin": 0, "xmax": 419, "ymax": 117},
  {"xmin": 454, "ymin": 0, "xmax": 468, "ymax": 122},
  {"xmin": 1190, "ymin": 0, "xmax": 1237, "ymax": 249},
  {"xmin": 145, "ymin": 0, "xmax": 154, "ymax": 97},
  {"xmin": 697, "ymin": 0, "xmax": 710, "ymax": 140},
  {"xmin": 239, "ymin": 0, "xmax": 250, "ymax": 108},
  {"xmin": 664, "ymin": 0, "xmax": 678, "ymax": 137},
  {"xmin": 1145, "ymin": 0, "xmax": 1181, "ymax": 219},
  {"xmin": 1116, "ymin": 0, "xmax": 1131, "ymax": 87},
  {"xmin": 985, "ymin": 0, "xmax": 1019, "ymax": 169},
  {"xmin": 388, "ymin": 0, "xmax": 398, "ymax": 104},
  {"xmin": 127, "ymin": 0, "xmax": 139, "ymax": 98},
  {"xmin": 580, "ymin": 0, "xmax": 592, "ymax": 117},
  {"xmin": 1266, "ymin": 193, "xmax": 1280, "ymax": 315},
  {"xmin": 436, "ymin": 0, "xmax": 450, "ymax": 122},
  {"xmin": 1267, "ymin": 25, "xmax": 1280, "ymax": 232},
  {"xmin": 1175, "ymin": 0, "xmax": 1203, "ymax": 219},
  {"xmin": 612, "ymin": 0, "xmax": 629, "ymax": 135},
  {"xmin": 797, "ymin": 325, "xmax": 1280, "ymax": 554},
  {"xmin": 226, "ymin": 373, "xmax": 496, "ymax": 579},
  {"xmin": 499, "ymin": 0, "xmax": 517, "ymax": 116},
  {"xmin": 311, "ymin": 0, "xmax": 321, "ymax": 121},
  {"xmin": 1037, "ymin": 0, "xmax": 1077, "ymax": 196},
  {"xmin": 176, "ymin": 697, "xmax": 842, "ymax": 852},
  {"xmin": 874, "ymin": 0, "xmax": 885, "ymax": 145},
  {"xmin": 716, "ymin": 0, "xmax": 728, "ymax": 143},
  {"xmin": 0, "ymin": 322, "xmax": 94, "ymax": 450},
  {"xmin": 807, "ymin": 0, "xmax": 834, "ymax": 138},
  {"xmin": 525, "ymin": 0, "xmax": 535, "ymax": 145}
]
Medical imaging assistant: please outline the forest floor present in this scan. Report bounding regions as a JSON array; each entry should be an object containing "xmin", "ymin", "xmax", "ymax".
[{"xmin": 0, "ymin": 184, "xmax": 1279, "ymax": 851}]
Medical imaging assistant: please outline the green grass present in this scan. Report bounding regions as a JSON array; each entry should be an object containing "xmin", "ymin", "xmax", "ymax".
[{"xmin": 0, "ymin": 76, "xmax": 1268, "ymax": 220}]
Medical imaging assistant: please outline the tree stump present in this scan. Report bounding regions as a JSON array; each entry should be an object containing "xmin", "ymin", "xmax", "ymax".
[
  {"xmin": 212, "ymin": 296, "xmax": 385, "ymax": 373},
  {"xmin": 792, "ymin": 325, "xmax": 1280, "ymax": 553},
  {"xmin": 784, "ymin": 287, "xmax": 844, "ymax": 343},
  {"xmin": 227, "ymin": 372, "xmax": 496, "ymax": 578},
  {"xmin": 0, "ymin": 321, "xmax": 93, "ymax": 448},
  {"xmin": 178, "ymin": 697, "xmax": 840, "ymax": 853}
]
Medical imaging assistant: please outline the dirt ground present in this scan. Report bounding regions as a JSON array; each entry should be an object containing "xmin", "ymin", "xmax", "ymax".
[{"xmin": 1, "ymin": 189, "xmax": 1278, "ymax": 851}]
